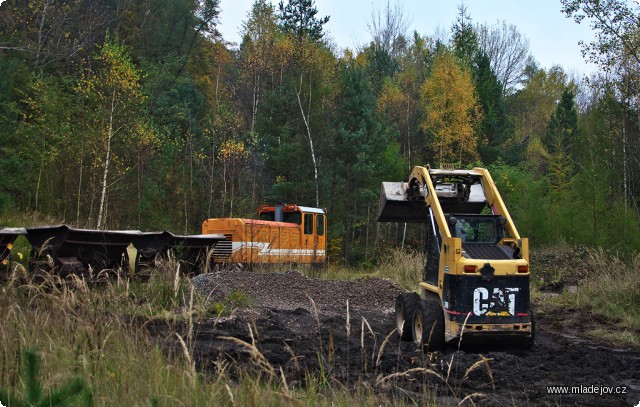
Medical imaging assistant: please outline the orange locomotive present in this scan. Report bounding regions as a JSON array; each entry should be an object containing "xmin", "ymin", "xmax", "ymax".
[{"xmin": 202, "ymin": 204, "xmax": 327, "ymax": 269}]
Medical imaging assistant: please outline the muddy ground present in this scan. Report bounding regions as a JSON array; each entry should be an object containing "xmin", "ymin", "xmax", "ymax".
[{"xmin": 146, "ymin": 270, "xmax": 640, "ymax": 406}]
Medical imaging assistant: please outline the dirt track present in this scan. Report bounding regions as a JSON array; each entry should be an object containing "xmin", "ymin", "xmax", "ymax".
[{"xmin": 147, "ymin": 270, "xmax": 640, "ymax": 406}]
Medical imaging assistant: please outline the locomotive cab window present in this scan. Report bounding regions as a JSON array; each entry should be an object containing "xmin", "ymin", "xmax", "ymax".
[
  {"xmin": 284, "ymin": 211, "xmax": 302, "ymax": 224},
  {"xmin": 259, "ymin": 212, "xmax": 274, "ymax": 221},
  {"xmin": 304, "ymin": 214, "xmax": 314, "ymax": 235},
  {"xmin": 316, "ymin": 214, "xmax": 324, "ymax": 236}
]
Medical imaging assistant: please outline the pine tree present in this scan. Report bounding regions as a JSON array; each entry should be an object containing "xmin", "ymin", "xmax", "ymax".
[
  {"xmin": 473, "ymin": 51, "xmax": 510, "ymax": 163},
  {"xmin": 0, "ymin": 350, "xmax": 93, "ymax": 406},
  {"xmin": 334, "ymin": 62, "xmax": 404, "ymax": 260},
  {"xmin": 363, "ymin": 46, "xmax": 399, "ymax": 95},
  {"xmin": 544, "ymin": 87, "xmax": 578, "ymax": 156},
  {"xmin": 278, "ymin": 0, "xmax": 329, "ymax": 42},
  {"xmin": 544, "ymin": 87, "xmax": 579, "ymax": 192},
  {"xmin": 451, "ymin": 2, "xmax": 478, "ymax": 67}
]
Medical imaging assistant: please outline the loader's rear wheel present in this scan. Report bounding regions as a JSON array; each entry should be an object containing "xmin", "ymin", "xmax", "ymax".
[
  {"xmin": 395, "ymin": 292, "xmax": 420, "ymax": 341},
  {"xmin": 526, "ymin": 310, "xmax": 536, "ymax": 348},
  {"xmin": 413, "ymin": 300, "xmax": 445, "ymax": 353}
]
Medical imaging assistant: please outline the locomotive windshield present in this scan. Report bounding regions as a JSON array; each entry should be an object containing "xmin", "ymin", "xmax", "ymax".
[{"xmin": 259, "ymin": 210, "xmax": 302, "ymax": 224}]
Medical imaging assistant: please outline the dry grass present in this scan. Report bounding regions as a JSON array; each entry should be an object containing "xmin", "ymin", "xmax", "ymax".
[
  {"xmin": 0, "ymin": 210, "xmax": 64, "ymax": 228},
  {"xmin": 0, "ymin": 260, "xmax": 423, "ymax": 406},
  {"xmin": 0, "ymin": 246, "xmax": 512, "ymax": 406},
  {"xmin": 1, "ymin": 276, "xmax": 193, "ymax": 405},
  {"xmin": 570, "ymin": 249, "xmax": 640, "ymax": 332},
  {"xmin": 320, "ymin": 249, "xmax": 424, "ymax": 291},
  {"xmin": 372, "ymin": 249, "xmax": 425, "ymax": 291},
  {"xmin": 534, "ymin": 246, "xmax": 640, "ymax": 346}
]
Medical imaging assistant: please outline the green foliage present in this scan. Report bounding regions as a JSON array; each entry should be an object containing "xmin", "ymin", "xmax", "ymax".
[
  {"xmin": 78, "ymin": 38, "xmax": 151, "ymax": 229},
  {"xmin": 278, "ymin": 0, "xmax": 329, "ymax": 42},
  {"xmin": 561, "ymin": 0, "xmax": 640, "ymax": 70},
  {"xmin": 451, "ymin": 3, "xmax": 478, "ymax": 67},
  {"xmin": 0, "ymin": 350, "xmax": 92, "ymax": 407},
  {"xmin": 544, "ymin": 87, "xmax": 578, "ymax": 156},
  {"xmin": 543, "ymin": 87, "xmax": 579, "ymax": 194},
  {"xmin": 0, "ymin": 56, "xmax": 35, "ymax": 211},
  {"xmin": 0, "ymin": 0, "xmax": 639, "ymax": 260},
  {"xmin": 226, "ymin": 290, "xmax": 253, "ymax": 309},
  {"xmin": 508, "ymin": 65, "xmax": 570, "ymax": 147},
  {"xmin": 331, "ymin": 61, "xmax": 405, "ymax": 262},
  {"xmin": 489, "ymin": 160, "xmax": 640, "ymax": 253},
  {"xmin": 472, "ymin": 51, "xmax": 511, "ymax": 164},
  {"xmin": 363, "ymin": 46, "xmax": 399, "ymax": 95}
]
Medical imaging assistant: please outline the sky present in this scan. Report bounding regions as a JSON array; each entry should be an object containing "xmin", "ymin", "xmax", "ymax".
[{"xmin": 216, "ymin": 0, "xmax": 600, "ymax": 78}]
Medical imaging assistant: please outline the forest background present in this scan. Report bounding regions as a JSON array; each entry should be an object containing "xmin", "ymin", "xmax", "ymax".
[{"xmin": 1, "ymin": 0, "xmax": 639, "ymax": 264}]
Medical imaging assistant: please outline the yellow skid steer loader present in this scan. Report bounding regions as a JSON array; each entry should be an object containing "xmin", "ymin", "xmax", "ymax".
[{"xmin": 379, "ymin": 165, "xmax": 534, "ymax": 351}]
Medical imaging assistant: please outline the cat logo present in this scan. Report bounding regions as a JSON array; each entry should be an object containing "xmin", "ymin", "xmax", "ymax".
[{"xmin": 473, "ymin": 287, "xmax": 520, "ymax": 316}]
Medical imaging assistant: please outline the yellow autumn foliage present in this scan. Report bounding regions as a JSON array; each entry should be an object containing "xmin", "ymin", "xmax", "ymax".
[
  {"xmin": 378, "ymin": 78, "xmax": 406, "ymax": 120},
  {"xmin": 217, "ymin": 140, "xmax": 249, "ymax": 162},
  {"xmin": 420, "ymin": 50, "xmax": 481, "ymax": 165}
]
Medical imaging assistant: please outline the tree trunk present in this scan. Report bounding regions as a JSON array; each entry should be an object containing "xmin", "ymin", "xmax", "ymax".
[
  {"xmin": 623, "ymin": 99, "xmax": 628, "ymax": 211},
  {"xmin": 251, "ymin": 73, "xmax": 261, "ymax": 134},
  {"xmin": 137, "ymin": 148, "xmax": 142, "ymax": 228},
  {"xmin": 35, "ymin": 159, "xmax": 43, "ymax": 211},
  {"xmin": 295, "ymin": 74, "xmax": 320, "ymax": 207},
  {"xmin": 97, "ymin": 88, "xmax": 116, "ymax": 229},
  {"xmin": 35, "ymin": 0, "xmax": 49, "ymax": 69},
  {"xmin": 77, "ymin": 109, "xmax": 85, "ymax": 225},
  {"xmin": 207, "ymin": 134, "xmax": 215, "ymax": 216}
]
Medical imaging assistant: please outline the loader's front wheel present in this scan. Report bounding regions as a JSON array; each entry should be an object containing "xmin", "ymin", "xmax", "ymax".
[
  {"xmin": 413, "ymin": 300, "xmax": 445, "ymax": 352},
  {"xmin": 395, "ymin": 292, "xmax": 420, "ymax": 341}
]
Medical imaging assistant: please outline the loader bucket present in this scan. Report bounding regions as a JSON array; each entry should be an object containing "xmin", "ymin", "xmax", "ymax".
[{"xmin": 377, "ymin": 182, "xmax": 430, "ymax": 223}]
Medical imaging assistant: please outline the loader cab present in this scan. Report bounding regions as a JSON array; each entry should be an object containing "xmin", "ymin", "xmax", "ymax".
[{"xmin": 447, "ymin": 215, "xmax": 506, "ymax": 244}]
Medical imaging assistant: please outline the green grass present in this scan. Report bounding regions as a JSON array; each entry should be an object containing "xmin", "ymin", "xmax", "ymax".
[{"xmin": 532, "ymin": 246, "xmax": 640, "ymax": 347}]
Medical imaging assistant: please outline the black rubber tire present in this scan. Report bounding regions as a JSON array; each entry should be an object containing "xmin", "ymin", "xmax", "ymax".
[
  {"xmin": 526, "ymin": 309, "xmax": 536, "ymax": 348},
  {"xmin": 413, "ymin": 300, "xmax": 445, "ymax": 352},
  {"xmin": 395, "ymin": 292, "xmax": 420, "ymax": 341}
]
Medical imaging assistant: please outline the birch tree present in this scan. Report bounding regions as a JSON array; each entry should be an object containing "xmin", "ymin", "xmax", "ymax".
[
  {"xmin": 476, "ymin": 21, "xmax": 534, "ymax": 93},
  {"xmin": 77, "ymin": 39, "xmax": 146, "ymax": 229}
]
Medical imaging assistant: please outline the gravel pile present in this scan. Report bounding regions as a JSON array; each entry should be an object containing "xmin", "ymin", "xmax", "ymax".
[{"xmin": 191, "ymin": 270, "xmax": 404, "ymax": 311}]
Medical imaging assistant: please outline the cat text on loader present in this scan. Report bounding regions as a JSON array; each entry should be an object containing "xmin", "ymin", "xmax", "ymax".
[{"xmin": 378, "ymin": 165, "xmax": 534, "ymax": 351}]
